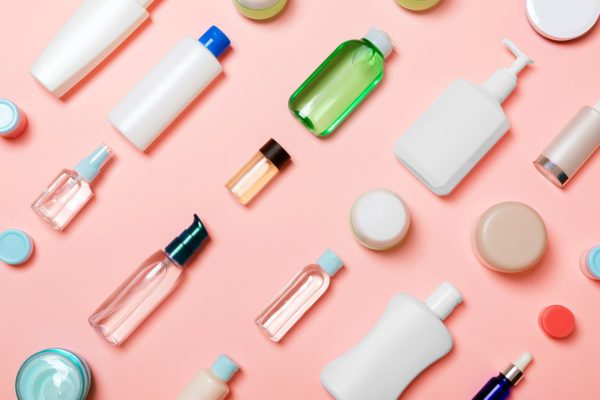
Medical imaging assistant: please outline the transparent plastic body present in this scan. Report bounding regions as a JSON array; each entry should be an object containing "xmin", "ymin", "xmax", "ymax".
[
  {"xmin": 32, "ymin": 169, "xmax": 93, "ymax": 230},
  {"xmin": 89, "ymin": 250, "xmax": 183, "ymax": 345},
  {"xmin": 177, "ymin": 369, "xmax": 230, "ymax": 400},
  {"xmin": 255, "ymin": 264, "xmax": 330, "ymax": 342},
  {"xmin": 226, "ymin": 152, "xmax": 279, "ymax": 205},
  {"xmin": 288, "ymin": 39, "xmax": 385, "ymax": 137}
]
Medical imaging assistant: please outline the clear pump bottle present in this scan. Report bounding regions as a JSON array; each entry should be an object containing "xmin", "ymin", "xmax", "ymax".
[
  {"xmin": 255, "ymin": 249, "xmax": 344, "ymax": 342},
  {"xmin": 89, "ymin": 215, "xmax": 208, "ymax": 345},
  {"xmin": 288, "ymin": 28, "xmax": 393, "ymax": 137},
  {"xmin": 394, "ymin": 39, "xmax": 534, "ymax": 195},
  {"xmin": 32, "ymin": 144, "xmax": 112, "ymax": 230}
]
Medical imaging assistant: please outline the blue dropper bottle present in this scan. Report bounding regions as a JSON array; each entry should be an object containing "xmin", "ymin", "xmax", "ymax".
[{"xmin": 472, "ymin": 353, "xmax": 533, "ymax": 400}]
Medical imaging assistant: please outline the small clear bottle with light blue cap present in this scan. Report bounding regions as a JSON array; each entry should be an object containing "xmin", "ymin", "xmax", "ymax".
[
  {"xmin": 256, "ymin": 249, "xmax": 344, "ymax": 342},
  {"xmin": 178, "ymin": 354, "xmax": 240, "ymax": 400},
  {"xmin": 32, "ymin": 144, "xmax": 113, "ymax": 231},
  {"xmin": 580, "ymin": 245, "xmax": 600, "ymax": 280},
  {"xmin": 108, "ymin": 26, "xmax": 231, "ymax": 151}
]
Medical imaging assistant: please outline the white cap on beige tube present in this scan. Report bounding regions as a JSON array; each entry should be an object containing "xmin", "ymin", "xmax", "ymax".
[{"xmin": 534, "ymin": 102, "xmax": 600, "ymax": 187}]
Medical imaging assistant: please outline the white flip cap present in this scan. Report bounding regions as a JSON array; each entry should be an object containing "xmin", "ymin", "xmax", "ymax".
[
  {"xmin": 364, "ymin": 28, "xmax": 393, "ymax": 59},
  {"xmin": 425, "ymin": 282, "xmax": 463, "ymax": 320}
]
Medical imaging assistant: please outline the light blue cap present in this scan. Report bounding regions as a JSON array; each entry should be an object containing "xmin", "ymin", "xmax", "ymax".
[
  {"xmin": 0, "ymin": 229, "xmax": 33, "ymax": 265},
  {"xmin": 74, "ymin": 143, "xmax": 113, "ymax": 182},
  {"xmin": 211, "ymin": 354, "xmax": 239, "ymax": 382},
  {"xmin": 0, "ymin": 99, "xmax": 20, "ymax": 135},
  {"xmin": 317, "ymin": 249, "xmax": 344, "ymax": 276},
  {"xmin": 587, "ymin": 246, "xmax": 600, "ymax": 278}
]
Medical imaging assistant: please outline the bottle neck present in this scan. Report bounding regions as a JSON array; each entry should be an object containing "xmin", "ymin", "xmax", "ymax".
[
  {"xmin": 501, "ymin": 364, "xmax": 524, "ymax": 386},
  {"xmin": 482, "ymin": 69, "xmax": 516, "ymax": 104}
]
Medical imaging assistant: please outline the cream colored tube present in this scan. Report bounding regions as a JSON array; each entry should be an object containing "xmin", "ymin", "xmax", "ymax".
[
  {"xmin": 177, "ymin": 370, "xmax": 230, "ymax": 400},
  {"xmin": 30, "ymin": 0, "xmax": 153, "ymax": 98}
]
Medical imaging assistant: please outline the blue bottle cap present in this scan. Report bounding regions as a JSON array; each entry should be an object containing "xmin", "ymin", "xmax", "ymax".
[
  {"xmin": 0, "ymin": 229, "xmax": 33, "ymax": 265},
  {"xmin": 74, "ymin": 143, "xmax": 113, "ymax": 182},
  {"xmin": 211, "ymin": 354, "xmax": 239, "ymax": 382},
  {"xmin": 199, "ymin": 26, "xmax": 231, "ymax": 58},
  {"xmin": 317, "ymin": 249, "xmax": 344, "ymax": 277},
  {"xmin": 0, "ymin": 99, "xmax": 20, "ymax": 135},
  {"xmin": 587, "ymin": 245, "xmax": 600, "ymax": 278}
]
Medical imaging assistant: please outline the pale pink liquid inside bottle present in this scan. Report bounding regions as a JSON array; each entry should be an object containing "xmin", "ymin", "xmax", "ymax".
[{"xmin": 256, "ymin": 249, "xmax": 344, "ymax": 342}]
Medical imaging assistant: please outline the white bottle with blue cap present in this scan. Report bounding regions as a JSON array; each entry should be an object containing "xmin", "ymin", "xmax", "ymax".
[
  {"xmin": 321, "ymin": 282, "xmax": 463, "ymax": 400},
  {"xmin": 32, "ymin": 144, "xmax": 113, "ymax": 230},
  {"xmin": 108, "ymin": 26, "xmax": 231, "ymax": 151},
  {"xmin": 177, "ymin": 354, "xmax": 240, "ymax": 400}
]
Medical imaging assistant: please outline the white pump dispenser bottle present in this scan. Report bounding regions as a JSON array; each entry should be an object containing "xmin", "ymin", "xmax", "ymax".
[
  {"xmin": 30, "ymin": 0, "xmax": 155, "ymax": 98},
  {"xmin": 320, "ymin": 282, "xmax": 463, "ymax": 400},
  {"xmin": 394, "ymin": 39, "xmax": 533, "ymax": 196}
]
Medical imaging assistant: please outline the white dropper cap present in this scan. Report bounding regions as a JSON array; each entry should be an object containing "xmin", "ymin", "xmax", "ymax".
[
  {"xmin": 513, "ymin": 352, "xmax": 533, "ymax": 372},
  {"xmin": 483, "ymin": 39, "xmax": 534, "ymax": 104},
  {"xmin": 425, "ymin": 282, "xmax": 463, "ymax": 320},
  {"xmin": 364, "ymin": 28, "xmax": 394, "ymax": 59}
]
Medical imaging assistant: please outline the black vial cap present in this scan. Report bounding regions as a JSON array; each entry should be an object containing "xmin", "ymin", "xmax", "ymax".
[
  {"xmin": 165, "ymin": 214, "xmax": 209, "ymax": 266},
  {"xmin": 259, "ymin": 139, "xmax": 291, "ymax": 170}
]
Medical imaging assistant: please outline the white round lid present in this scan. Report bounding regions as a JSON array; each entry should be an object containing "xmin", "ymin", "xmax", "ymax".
[
  {"xmin": 525, "ymin": 0, "xmax": 600, "ymax": 41},
  {"xmin": 350, "ymin": 189, "xmax": 410, "ymax": 251}
]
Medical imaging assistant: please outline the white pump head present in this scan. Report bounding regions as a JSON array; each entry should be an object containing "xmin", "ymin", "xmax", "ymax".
[{"xmin": 483, "ymin": 39, "xmax": 534, "ymax": 104}]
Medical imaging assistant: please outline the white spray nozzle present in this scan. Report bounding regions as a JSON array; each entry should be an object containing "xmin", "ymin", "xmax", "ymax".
[
  {"xmin": 513, "ymin": 352, "xmax": 533, "ymax": 372},
  {"xmin": 503, "ymin": 39, "xmax": 534, "ymax": 76}
]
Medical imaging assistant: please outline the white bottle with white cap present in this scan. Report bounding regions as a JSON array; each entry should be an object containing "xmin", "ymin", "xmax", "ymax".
[
  {"xmin": 320, "ymin": 282, "xmax": 463, "ymax": 400},
  {"xmin": 30, "ymin": 0, "xmax": 156, "ymax": 98},
  {"xmin": 394, "ymin": 39, "xmax": 534, "ymax": 196}
]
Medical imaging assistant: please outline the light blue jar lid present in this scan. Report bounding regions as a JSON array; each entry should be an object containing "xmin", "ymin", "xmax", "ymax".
[
  {"xmin": 0, "ymin": 99, "xmax": 20, "ymax": 135},
  {"xmin": 211, "ymin": 354, "xmax": 239, "ymax": 382},
  {"xmin": 0, "ymin": 229, "xmax": 33, "ymax": 265},
  {"xmin": 317, "ymin": 249, "xmax": 344, "ymax": 276},
  {"xmin": 15, "ymin": 348, "xmax": 92, "ymax": 400},
  {"xmin": 587, "ymin": 245, "xmax": 600, "ymax": 278}
]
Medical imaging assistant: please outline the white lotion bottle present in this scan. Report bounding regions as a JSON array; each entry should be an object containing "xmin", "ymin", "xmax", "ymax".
[
  {"xmin": 394, "ymin": 39, "xmax": 533, "ymax": 196},
  {"xmin": 108, "ymin": 26, "xmax": 230, "ymax": 151},
  {"xmin": 320, "ymin": 282, "xmax": 463, "ymax": 400},
  {"xmin": 178, "ymin": 354, "xmax": 239, "ymax": 400},
  {"xmin": 30, "ymin": 0, "xmax": 155, "ymax": 98}
]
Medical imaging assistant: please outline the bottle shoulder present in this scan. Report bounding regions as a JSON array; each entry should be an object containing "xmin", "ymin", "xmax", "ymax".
[
  {"xmin": 445, "ymin": 79, "xmax": 506, "ymax": 114},
  {"xmin": 388, "ymin": 293, "xmax": 453, "ymax": 338}
]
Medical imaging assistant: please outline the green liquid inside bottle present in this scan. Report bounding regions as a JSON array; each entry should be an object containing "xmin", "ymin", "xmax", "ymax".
[{"xmin": 288, "ymin": 30, "xmax": 390, "ymax": 137}]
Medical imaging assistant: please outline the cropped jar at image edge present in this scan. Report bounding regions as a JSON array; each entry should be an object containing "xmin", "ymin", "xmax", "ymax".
[
  {"xmin": 233, "ymin": 0, "xmax": 287, "ymax": 20},
  {"xmin": 0, "ymin": 99, "xmax": 27, "ymax": 138},
  {"xmin": 580, "ymin": 245, "xmax": 600, "ymax": 280}
]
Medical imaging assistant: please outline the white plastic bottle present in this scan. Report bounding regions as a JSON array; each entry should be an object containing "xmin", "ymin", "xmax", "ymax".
[
  {"xmin": 30, "ymin": 0, "xmax": 155, "ymax": 98},
  {"xmin": 108, "ymin": 26, "xmax": 230, "ymax": 152},
  {"xmin": 320, "ymin": 282, "xmax": 463, "ymax": 400},
  {"xmin": 177, "ymin": 354, "xmax": 239, "ymax": 400},
  {"xmin": 394, "ymin": 39, "xmax": 533, "ymax": 196}
]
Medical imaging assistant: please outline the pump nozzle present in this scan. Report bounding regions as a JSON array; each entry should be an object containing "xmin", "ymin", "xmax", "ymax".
[
  {"xmin": 74, "ymin": 143, "xmax": 113, "ymax": 182},
  {"xmin": 483, "ymin": 39, "xmax": 534, "ymax": 104}
]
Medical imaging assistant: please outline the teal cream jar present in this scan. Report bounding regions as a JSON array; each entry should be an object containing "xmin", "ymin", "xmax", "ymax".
[{"xmin": 16, "ymin": 349, "xmax": 91, "ymax": 400}]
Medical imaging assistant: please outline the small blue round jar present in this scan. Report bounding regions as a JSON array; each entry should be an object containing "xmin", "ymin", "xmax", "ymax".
[{"xmin": 16, "ymin": 349, "xmax": 92, "ymax": 400}]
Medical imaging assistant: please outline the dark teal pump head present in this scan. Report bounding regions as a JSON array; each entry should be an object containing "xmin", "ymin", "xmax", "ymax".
[{"xmin": 165, "ymin": 214, "xmax": 209, "ymax": 266}]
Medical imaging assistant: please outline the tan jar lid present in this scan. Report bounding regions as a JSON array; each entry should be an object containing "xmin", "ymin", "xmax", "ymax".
[{"xmin": 473, "ymin": 202, "xmax": 547, "ymax": 273}]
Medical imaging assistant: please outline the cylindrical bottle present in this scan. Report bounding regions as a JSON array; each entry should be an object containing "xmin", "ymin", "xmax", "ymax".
[
  {"xmin": 255, "ymin": 249, "xmax": 344, "ymax": 342},
  {"xmin": 178, "ymin": 354, "xmax": 240, "ymax": 400},
  {"xmin": 226, "ymin": 138, "xmax": 291, "ymax": 205},
  {"xmin": 472, "ymin": 353, "xmax": 533, "ymax": 400},
  {"xmin": 108, "ymin": 26, "xmax": 230, "ymax": 151},
  {"xmin": 30, "ymin": 0, "xmax": 155, "ymax": 98},
  {"xmin": 580, "ymin": 245, "xmax": 600, "ymax": 280},
  {"xmin": 320, "ymin": 282, "xmax": 463, "ymax": 400},
  {"xmin": 288, "ymin": 28, "xmax": 393, "ymax": 137},
  {"xmin": 89, "ymin": 215, "xmax": 208, "ymax": 345},
  {"xmin": 534, "ymin": 102, "xmax": 600, "ymax": 187},
  {"xmin": 0, "ymin": 99, "xmax": 28, "ymax": 138},
  {"xmin": 16, "ymin": 348, "xmax": 92, "ymax": 400},
  {"xmin": 233, "ymin": 0, "xmax": 288, "ymax": 20}
]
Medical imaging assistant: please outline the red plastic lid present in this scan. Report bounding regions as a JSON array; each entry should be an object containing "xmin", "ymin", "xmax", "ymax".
[{"xmin": 538, "ymin": 305, "xmax": 575, "ymax": 339}]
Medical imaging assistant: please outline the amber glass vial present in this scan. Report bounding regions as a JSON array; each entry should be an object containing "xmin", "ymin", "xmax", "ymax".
[{"xmin": 226, "ymin": 138, "xmax": 291, "ymax": 205}]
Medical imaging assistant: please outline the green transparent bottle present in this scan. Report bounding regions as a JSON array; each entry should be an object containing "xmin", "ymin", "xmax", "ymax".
[{"xmin": 288, "ymin": 28, "xmax": 393, "ymax": 137}]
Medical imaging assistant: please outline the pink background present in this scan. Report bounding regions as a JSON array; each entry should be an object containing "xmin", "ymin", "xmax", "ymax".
[{"xmin": 1, "ymin": 0, "xmax": 600, "ymax": 398}]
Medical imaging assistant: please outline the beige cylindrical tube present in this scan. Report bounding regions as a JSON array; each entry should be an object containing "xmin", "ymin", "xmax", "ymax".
[{"xmin": 534, "ymin": 103, "xmax": 600, "ymax": 187}]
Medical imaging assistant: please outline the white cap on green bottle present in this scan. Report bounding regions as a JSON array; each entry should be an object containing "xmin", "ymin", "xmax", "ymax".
[{"xmin": 364, "ymin": 28, "xmax": 394, "ymax": 59}]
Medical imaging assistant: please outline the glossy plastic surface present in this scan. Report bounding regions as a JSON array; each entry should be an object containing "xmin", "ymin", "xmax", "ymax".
[{"xmin": 472, "ymin": 375, "xmax": 512, "ymax": 400}]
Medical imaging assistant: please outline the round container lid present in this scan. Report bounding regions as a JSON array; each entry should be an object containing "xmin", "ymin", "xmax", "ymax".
[
  {"xmin": 539, "ymin": 305, "xmax": 575, "ymax": 339},
  {"xmin": 586, "ymin": 246, "xmax": 600, "ymax": 278},
  {"xmin": 473, "ymin": 202, "xmax": 547, "ymax": 273},
  {"xmin": 0, "ymin": 229, "xmax": 33, "ymax": 265},
  {"xmin": 525, "ymin": 0, "xmax": 600, "ymax": 41},
  {"xmin": 0, "ymin": 99, "xmax": 20, "ymax": 135},
  {"xmin": 350, "ymin": 189, "xmax": 410, "ymax": 251}
]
